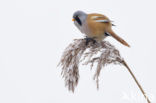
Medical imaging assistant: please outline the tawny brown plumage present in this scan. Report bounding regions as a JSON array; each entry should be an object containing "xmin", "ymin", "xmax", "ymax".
[
  {"xmin": 86, "ymin": 14, "xmax": 112, "ymax": 41},
  {"xmin": 73, "ymin": 11, "xmax": 130, "ymax": 47}
]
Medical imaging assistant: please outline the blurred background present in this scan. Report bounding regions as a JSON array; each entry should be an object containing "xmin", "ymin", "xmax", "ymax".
[{"xmin": 0, "ymin": 0, "xmax": 156, "ymax": 103}]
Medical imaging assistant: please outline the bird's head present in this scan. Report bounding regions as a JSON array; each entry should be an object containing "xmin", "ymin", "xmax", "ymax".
[{"xmin": 72, "ymin": 11, "xmax": 87, "ymax": 26}]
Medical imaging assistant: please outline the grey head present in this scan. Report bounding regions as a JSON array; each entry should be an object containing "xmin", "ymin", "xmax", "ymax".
[{"xmin": 73, "ymin": 11, "xmax": 87, "ymax": 26}]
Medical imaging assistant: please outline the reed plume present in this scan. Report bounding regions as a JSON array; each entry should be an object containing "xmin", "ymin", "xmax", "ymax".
[{"xmin": 58, "ymin": 38, "xmax": 151, "ymax": 103}]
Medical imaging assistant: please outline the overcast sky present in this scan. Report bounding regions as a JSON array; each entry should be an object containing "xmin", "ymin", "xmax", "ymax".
[{"xmin": 0, "ymin": 0, "xmax": 156, "ymax": 103}]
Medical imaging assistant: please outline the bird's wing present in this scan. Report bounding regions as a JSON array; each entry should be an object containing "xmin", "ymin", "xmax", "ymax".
[
  {"xmin": 90, "ymin": 14, "xmax": 112, "ymax": 23},
  {"xmin": 90, "ymin": 14, "xmax": 116, "ymax": 27},
  {"xmin": 94, "ymin": 19, "xmax": 111, "ymax": 23}
]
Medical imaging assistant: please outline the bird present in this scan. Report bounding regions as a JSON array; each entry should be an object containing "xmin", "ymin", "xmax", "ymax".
[{"xmin": 72, "ymin": 10, "xmax": 130, "ymax": 47}]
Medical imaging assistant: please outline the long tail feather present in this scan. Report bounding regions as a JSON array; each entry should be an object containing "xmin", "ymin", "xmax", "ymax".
[{"xmin": 107, "ymin": 30, "xmax": 130, "ymax": 47}]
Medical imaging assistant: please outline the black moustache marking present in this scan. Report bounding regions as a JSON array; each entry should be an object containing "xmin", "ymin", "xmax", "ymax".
[{"xmin": 75, "ymin": 16, "xmax": 82, "ymax": 26}]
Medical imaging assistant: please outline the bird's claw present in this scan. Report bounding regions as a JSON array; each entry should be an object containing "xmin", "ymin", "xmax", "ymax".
[{"xmin": 84, "ymin": 37, "xmax": 96, "ymax": 45}]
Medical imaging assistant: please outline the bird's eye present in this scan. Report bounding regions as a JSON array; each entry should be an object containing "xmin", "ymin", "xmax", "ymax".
[{"xmin": 74, "ymin": 15, "xmax": 78, "ymax": 19}]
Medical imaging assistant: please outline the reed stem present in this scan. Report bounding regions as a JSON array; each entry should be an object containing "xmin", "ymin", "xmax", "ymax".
[{"xmin": 122, "ymin": 60, "xmax": 151, "ymax": 103}]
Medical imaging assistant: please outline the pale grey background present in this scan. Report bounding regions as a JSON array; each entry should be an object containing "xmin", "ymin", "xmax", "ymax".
[{"xmin": 0, "ymin": 0, "xmax": 156, "ymax": 103}]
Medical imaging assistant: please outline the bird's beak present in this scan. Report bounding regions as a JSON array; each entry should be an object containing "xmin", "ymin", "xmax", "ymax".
[{"xmin": 72, "ymin": 18, "xmax": 75, "ymax": 21}]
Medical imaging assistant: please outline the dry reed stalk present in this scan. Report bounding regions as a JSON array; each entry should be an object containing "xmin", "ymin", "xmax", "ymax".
[{"xmin": 58, "ymin": 38, "xmax": 151, "ymax": 103}]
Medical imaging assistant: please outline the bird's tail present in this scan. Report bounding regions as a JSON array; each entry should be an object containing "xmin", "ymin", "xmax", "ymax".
[{"xmin": 108, "ymin": 29, "xmax": 130, "ymax": 47}]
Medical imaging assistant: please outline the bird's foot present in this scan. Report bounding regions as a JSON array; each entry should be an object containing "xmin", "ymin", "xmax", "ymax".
[{"xmin": 84, "ymin": 37, "xmax": 96, "ymax": 45}]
